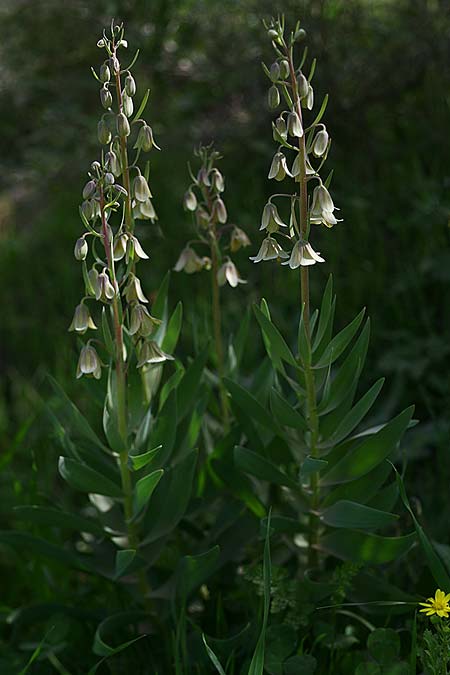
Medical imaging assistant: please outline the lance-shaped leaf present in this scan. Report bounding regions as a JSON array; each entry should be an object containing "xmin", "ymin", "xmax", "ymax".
[
  {"xmin": 321, "ymin": 378, "xmax": 384, "ymax": 448},
  {"xmin": 234, "ymin": 446, "xmax": 301, "ymax": 493},
  {"xmin": 13, "ymin": 505, "xmax": 104, "ymax": 537},
  {"xmin": 323, "ymin": 461, "xmax": 392, "ymax": 508},
  {"xmin": 177, "ymin": 546, "xmax": 220, "ymax": 599},
  {"xmin": 133, "ymin": 469, "xmax": 164, "ymax": 516},
  {"xmin": 92, "ymin": 611, "xmax": 147, "ymax": 657},
  {"xmin": 58, "ymin": 457, "xmax": 122, "ymax": 498},
  {"xmin": 318, "ymin": 530, "xmax": 416, "ymax": 563},
  {"xmin": 150, "ymin": 389, "xmax": 177, "ymax": 468},
  {"xmin": 254, "ymin": 303, "xmax": 297, "ymax": 368},
  {"xmin": 313, "ymin": 308, "xmax": 366, "ymax": 370},
  {"xmin": 177, "ymin": 348, "xmax": 209, "ymax": 420},
  {"xmin": 161, "ymin": 301, "xmax": 182, "ymax": 353},
  {"xmin": 0, "ymin": 531, "xmax": 92, "ymax": 572},
  {"xmin": 269, "ymin": 388, "xmax": 307, "ymax": 431},
  {"xmin": 114, "ymin": 549, "xmax": 136, "ymax": 579},
  {"xmin": 320, "ymin": 500, "xmax": 399, "ymax": 530},
  {"xmin": 225, "ymin": 379, "xmax": 275, "ymax": 432},
  {"xmin": 128, "ymin": 445, "xmax": 161, "ymax": 471},
  {"xmin": 321, "ymin": 406, "xmax": 413, "ymax": 485}
]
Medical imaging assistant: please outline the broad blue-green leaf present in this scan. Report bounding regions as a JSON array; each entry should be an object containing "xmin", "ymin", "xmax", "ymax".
[
  {"xmin": 225, "ymin": 379, "xmax": 275, "ymax": 432},
  {"xmin": 319, "ymin": 530, "xmax": 416, "ymax": 563},
  {"xmin": 58, "ymin": 456, "xmax": 122, "ymax": 498},
  {"xmin": 313, "ymin": 308, "xmax": 366, "ymax": 369},
  {"xmin": 301, "ymin": 456, "xmax": 328, "ymax": 477},
  {"xmin": 150, "ymin": 389, "xmax": 177, "ymax": 467},
  {"xmin": 210, "ymin": 456, "xmax": 265, "ymax": 519},
  {"xmin": 234, "ymin": 446, "xmax": 300, "ymax": 492},
  {"xmin": 158, "ymin": 367, "xmax": 184, "ymax": 411},
  {"xmin": 254, "ymin": 303, "xmax": 297, "ymax": 367},
  {"xmin": 231, "ymin": 307, "xmax": 251, "ymax": 370},
  {"xmin": 320, "ymin": 500, "xmax": 398, "ymax": 530},
  {"xmin": 321, "ymin": 407, "xmax": 413, "ymax": 485},
  {"xmin": 321, "ymin": 379, "xmax": 384, "ymax": 448},
  {"xmin": 162, "ymin": 301, "xmax": 183, "ymax": 353},
  {"xmin": 114, "ymin": 549, "xmax": 136, "ymax": 579},
  {"xmin": 133, "ymin": 469, "xmax": 164, "ymax": 516},
  {"xmin": 260, "ymin": 515, "xmax": 303, "ymax": 536},
  {"xmin": 178, "ymin": 546, "xmax": 220, "ymax": 599},
  {"xmin": 103, "ymin": 369, "xmax": 123, "ymax": 454},
  {"xmin": 128, "ymin": 445, "xmax": 161, "ymax": 471},
  {"xmin": 141, "ymin": 450, "xmax": 197, "ymax": 544},
  {"xmin": 13, "ymin": 505, "xmax": 104, "ymax": 536},
  {"xmin": 323, "ymin": 461, "xmax": 392, "ymax": 508},
  {"xmin": 270, "ymin": 388, "xmax": 307, "ymax": 431}
]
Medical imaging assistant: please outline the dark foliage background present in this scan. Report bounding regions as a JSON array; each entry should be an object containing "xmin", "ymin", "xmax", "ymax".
[{"xmin": 1, "ymin": 0, "xmax": 449, "ymax": 588}]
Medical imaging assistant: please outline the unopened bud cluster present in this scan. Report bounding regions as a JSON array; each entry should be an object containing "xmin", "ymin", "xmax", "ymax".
[
  {"xmin": 70, "ymin": 22, "xmax": 172, "ymax": 379},
  {"xmin": 175, "ymin": 146, "xmax": 249, "ymax": 288},
  {"xmin": 251, "ymin": 17, "xmax": 341, "ymax": 268}
]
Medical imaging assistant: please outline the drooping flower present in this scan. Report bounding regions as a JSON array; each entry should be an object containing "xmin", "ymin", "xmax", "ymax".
[
  {"xmin": 282, "ymin": 241, "xmax": 325, "ymax": 269},
  {"xmin": 77, "ymin": 344, "xmax": 102, "ymax": 379},
  {"xmin": 124, "ymin": 274, "xmax": 148, "ymax": 303},
  {"xmin": 129, "ymin": 304, "xmax": 161, "ymax": 337},
  {"xmin": 230, "ymin": 226, "xmax": 251, "ymax": 252},
  {"xmin": 268, "ymin": 152, "xmax": 293, "ymax": 182},
  {"xmin": 310, "ymin": 184, "xmax": 342, "ymax": 228},
  {"xmin": 250, "ymin": 236, "xmax": 289, "ymax": 263},
  {"xmin": 260, "ymin": 203, "xmax": 287, "ymax": 233},
  {"xmin": 217, "ymin": 260, "xmax": 247, "ymax": 288},
  {"xmin": 69, "ymin": 303, "xmax": 97, "ymax": 334},
  {"xmin": 419, "ymin": 590, "xmax": 450, "ymax": 618},
  {"xmin": 312, "ymin": 128, "xmax": 329, "ymax": 157},
  {"xmin": 136, "ymin": 340, "xmax": 174, "ymax": 367},
  {"xmin": 174, "ymin": 247, "xmax": 209, "ymax": 274}
]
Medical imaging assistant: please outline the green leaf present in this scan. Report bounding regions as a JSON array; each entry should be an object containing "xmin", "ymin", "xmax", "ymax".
[
  {"xmin": 321, "ymin": 407, "xmax": 414, "ymax": 485},
  {"xmin": 159, "ymin": 367, "xmax": 184, "ymax": 411},
  {"xmin": 114, "ymin": 549, "xmax": 136, "ymax": 579},
  {"xmin": 254, "ymin": 303, "xmax": 297, "ymax": 368},
  {"xmin": 323, "ymin": 461, "xmax": 392, "ymax": 508},
  {"xmin": 128, "ymin": 445, "xmax": 162, "ymax": 471},
  {"xmin": 141, "ymin": 450, "xmax": 198, "ymax": 544},
  {"xmin": 150, "ymin": 389, "xmax": 177, "ymax": 467},
  {"xmin": 248, "ymin": 511, "xmax": 272, "ymax": 675},
  {"xmin": 393, "ymin": 464, "xmax": 450, "ymax": 589},
  {"xmin": 367, "ymin": 628, "xmax": 400, "ymax": 666},
  {"xmin": 320, "ymin": 500, "xmax": 399, "ymax": 530},
  {"xmin": 178, "ymin": 546, "xmax": 220, "ymax": 599},
  {"xmin": 210, "ymin": 456, "xmax": 266, "ymax": 519},
  {"xmin": 133, "ymin": 469, "xmax": 164, "ymax": 516},
  {"xmin": 101, "ymin": 308, "xmax": 114, "ymax": 356},
  {"xmin": 177, "ymin": 349, "xmax": 208, "ymax": 420},
  {"xmin": 58, "ymin": 456, "xmax": 122, "ymax": 497},
  {"xmin": 152, "ymin": 271, "xmax": 170, "ymax": 321},
  {"xmin": 132, "ymin": 88, "xmax": 150, "ymax": 123},
  {"xmin": 0, "ymin": 531, "xmax": 92, "ymax": 571},
  {"xmin": 47, "ymin": 375, "xmax": 108, "ymax": 452},
  {"xmin": 313, "ymin": 308, "xmax": 366, "ymax": 369},
  {"xmin": 318, "ymin": 530, "xmax": 416, "ymax": 563},
  {"xmin": 225, "ymin": 379, "xmax": 275, "ymax": 432},
  {"xmin": 301, "ymin": 456, "xmax": 328, "ymax": 477},
  {"xmin": 234, "ymin": 446, "xmax": 300, "ymax": 492},
  {"xmin": 91, "ymin": 611, "xmax": 147, "ymax": 658},
  {"xmin": 103, "ymin": 369, "xmax": 123, "ymax": 454},
  {"xmin": 202, "ymin": 634, "xmax": 227, "ymax": 675},
  {"xmin": 13, "ymin": 505, "xmax": 104, "ymax": 536},
  {"xmin": 284, "ymin": 655, "xmax": 317, "ymax": 675},
  {"xmin": 162, "ymin": 301, "xmax": 183, "ymax": 354},
  {"xmin": 270, "ymin": 389, "xmax": 307, "ymax": 431},
  {"xmin": 18, "ymin": 627, "xmax": 55, "ymax": 675},
  {"xmin": 313, "ymin": 275, "xmax": 334, "ymax": 348},
  {"xmin": 298, "ymin": 305, "xmax": 311, "ymax": 366},
  {"xmin": 231, "ymin": 307, "xmax": 251, "ymax": 370},
  {"xmin": 321, "ymin": 378, "xmax": 385, "ymax": 448}
]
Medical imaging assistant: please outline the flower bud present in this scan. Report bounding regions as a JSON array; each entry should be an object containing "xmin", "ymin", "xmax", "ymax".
[
  {"xmin": 304, "ymin": 84, "xmax": 314, "ymax": 111},
  {"xmin": 100, "ymin": 63, "xmax": 110, "ymax": 82},
  {"xmin": 212, "ymin": 198, "xmax": 227, "ymax": 224},
  {"xmin": 287, "ymin": 111, "xmax": 303, "ymax": 138},
  {"xmin": 96, "ymin": 270, "xmax": 116, "ymax": 302},
  {"xmin": 69, "ymin": 303, "xmax": 97, "ymax": 334},
  {"xmin": 294, "ymin": 28, "xmax": 306, "ymax": 42},
  {"xmin": 197, "ymin": 167, "xmax": 210, "ymax": 187},
  {"xmin": 230, "ymin": 226, "xmax": 251, "ymax": 252},
  {"xmin": 77, "ymin": 344, "xmax": 102, "ymax": 379},
  {"xmin": 183, "ymin": 189, "xmax": 197, "ymax": 211},
  {"xmin": 113, "ymin": 234, "xmax": 127, "ymax": 261},
  {"xmin": 125, "ymin": 274, "xmax": 148, "ymax": 304},
  {"xmin": 100, "ymin": 86, "xmax": 112, "ymax": 109},
  {"xmin": 312, "ymin": 128, "xmax": 329, "ymax": 157},
  {"xmin": 297, "ymin": 72, "xmax": 309, "ymax": 99},
  {"xmin": 117, "ymin": 112, "xmax": 130, "ymax": 137},
  {"xmin": 269, "ymin": 62, "xmax": 280, "ymax": 82},
  {"xmin": 124, "ymin": 73, "xmax": 136, "ymax": 96},
  {"xmin": 109, "ymin": 55, "xmax": 120, "ymax": 73},
  {"xmin": 211, "ymin": 169, "xmax": 224, "ymax": 193},
  {"xmin": 126, "ymin": 235, "xmax": 149, "ymax": 262},
  {"xmin": 74, "ymin": 236, "xmax": 88, "ymax": 261},
  {"xmin": 267, "ymin": 29, "xmax": 278, "ymax": 40},
  {"xmin": 105, "ymin": 151, "xmax": 121, "ymax": 177},
  {"xmin": 217, "ymin": 260, "xmax": 246, "ymax": 288},
  {"xmin": 81, "ymin": 199, "xmax": 95, "ymax": 221},
  {"xmin": 268, "ymin": 85, "xmax": 280, "ymax": 109},
  {"xmin": 273, "ymin": 116, "xmax": 287, "ymax": 142},
  {"xmin": 174, "ymin": 247, "xmax": 207, "ymax": 274},
  {"xmin": 98, "ymin": 119, "xmax": 112, "ymax": 144},
  {"xmin": 82, "ymin": 180, "xmax": 96, "ymax": 200},
  {"xmin": 133, "ymin": 175, "xmax": 152, "ymax": 202},
  {"xmin": 279, "ymin": 60, "xmax": 290, "ymax": 79},
  {"xmin": 91, "ymin": 161, "xmax": 101, "ymax": 173},
  {"xmin": 122, "ymin": 93, "xmax": 133, "ymax": 117},
  {"xmin": 104, "ymin": 172, "xmax": 115, "ymax": 186}
]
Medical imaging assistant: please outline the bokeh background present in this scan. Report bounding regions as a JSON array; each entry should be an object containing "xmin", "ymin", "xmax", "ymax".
[{"xmin": 1, "ymin": 0, "xmax": 449, "ymax": 541}]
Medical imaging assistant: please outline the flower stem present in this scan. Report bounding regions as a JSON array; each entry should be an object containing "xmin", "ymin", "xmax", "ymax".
[
  {"xmin": 287, "ymin": 48, "xmax": 320, "ymax": 568},
  {"xmin": 210, "ymin": 235, "xmax": 230, "ymax": 431}
]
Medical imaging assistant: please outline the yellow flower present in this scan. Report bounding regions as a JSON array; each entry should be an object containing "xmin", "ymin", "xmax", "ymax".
[{"xmin": 419, "ymin": 589, "xmax": 450, "ymax": 617}]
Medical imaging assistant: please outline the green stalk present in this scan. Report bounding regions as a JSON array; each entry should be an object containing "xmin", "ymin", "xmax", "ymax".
[
  {"xmin": 209, "ymin": 234, "xmax": 230, "ymax": 431},
  {"xmin": 287, "ymin": 47, "xmax": 321, "ymax": 568}
]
